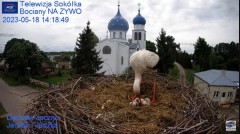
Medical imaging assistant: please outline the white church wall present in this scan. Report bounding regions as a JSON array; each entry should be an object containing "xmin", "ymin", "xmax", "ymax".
[
  {"xmin": 110, "ymin": 31, "xmax": 127, "ymax": 39},
  {"xmin": 112, "ymin": 38, "xmax": 128, "ymax": 43},
  {"xmin": 96, "ymin": 40, "xmax": 118, "ymax": 75},
  {"xmin": 134, "ymin": 25, "xmax": 145, "ymax": 30},
  {"xmin": 129, "ymin": 49, "xmax": 137, "ymax": 57},
  {"xmin": 117, "ymin": 43, "xmax": 130, "ymax": 74}
]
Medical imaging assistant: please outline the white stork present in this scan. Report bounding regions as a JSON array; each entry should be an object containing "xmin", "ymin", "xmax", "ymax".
[{"xmin": 130, "ymin": 49, "xmax": 161, "ymax": 105}]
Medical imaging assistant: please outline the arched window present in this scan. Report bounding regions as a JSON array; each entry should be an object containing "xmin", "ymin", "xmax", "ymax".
[
  {"xmin": 139, "ymin": 32, "xmax": 141, "ymax": 40},
  {"xmin": 113, "ymin": 32, "xmax": 116, "ymax": 38},
  {"xmin": 102, "ymin": 46, "xmax": 111, "ymax": 54},
  {"xmin": 120, "ymin": 32, "xmax": 122, "ymax": 39},
  {"xmin": 134, "ymin": 32, "xmax": 138, "ymax": 40}
]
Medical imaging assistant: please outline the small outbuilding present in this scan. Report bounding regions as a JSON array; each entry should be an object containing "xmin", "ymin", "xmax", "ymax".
[
  {"xmin": 56, "ymin": 61, "xmax": 72, "ymax": 69},
  {"xmin": 194, "ymin": 69, "xmax": 239, "ymax": 103}
]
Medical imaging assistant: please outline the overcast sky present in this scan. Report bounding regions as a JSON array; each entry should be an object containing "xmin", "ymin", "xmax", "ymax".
[{"xmin": 0, "ymin": 0, "xmax": 239, "ymax": 54}]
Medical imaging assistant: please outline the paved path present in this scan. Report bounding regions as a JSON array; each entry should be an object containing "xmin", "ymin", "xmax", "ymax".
[
  {"xmin": 174, "ymin": 62, "xmax": 186, "ymax": 86},
  {"xmin": 0, "ymin": 79, "xmax": 39, "ymax": 124}
]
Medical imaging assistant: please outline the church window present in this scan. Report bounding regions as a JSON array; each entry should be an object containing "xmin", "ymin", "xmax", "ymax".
[
  {"xmin": 134, "ymin": 32, "xmax": 137, "ymax": 40},
  {"xmin": 121, "ymin": 56, "xmax": 124, "ymax": 65},
  {"xmin": 113, "ymin": 32, "xmax": 116, "ymax": 38},
  {"xmin": 139, "ymin": 32, "xmax": 141, "ymax": 40},
  {"xmin": 102, "ymin": 46, "xmax": 111, "ymax": 54},
  {"xmin": 120, "ymin": 32, "xmax": 122, "ymax": 39}
]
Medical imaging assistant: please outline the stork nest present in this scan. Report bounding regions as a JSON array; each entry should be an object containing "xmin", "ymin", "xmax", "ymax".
[{"xmin": 24, "ymin": 73, "xmax": 228, "ymax": 134}]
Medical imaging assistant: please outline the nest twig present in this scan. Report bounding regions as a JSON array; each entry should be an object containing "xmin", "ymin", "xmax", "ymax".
[{"xmin": 24, "ymin": 74, "xmax": 226, "ymax": 134}]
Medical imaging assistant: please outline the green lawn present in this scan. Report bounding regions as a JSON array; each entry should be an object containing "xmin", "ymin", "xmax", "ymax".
[
  {"xmin": 168, "ymin": 65, "xmax": 194, "ymax": 84},
  {"xmin": 168, "ymin": 65, "xmax": 180, "ymax": 79},
  {"xmin": 185, "ymin": 69, "xmax": 194, "ymax": 84},
  {"xmin": 0, "ymin": 72, "xmax": 45, "ymax": 90},
  {"xmin": 0, "ymin": 69, "xmax": 72, "ymax": 89},
  {"xmin": 40, "ymin": 69, "xmax": 72, "ymax": 85},
  {"xmin": 0, "ymin": 72, "xmax": 22, "ymax": 86}
]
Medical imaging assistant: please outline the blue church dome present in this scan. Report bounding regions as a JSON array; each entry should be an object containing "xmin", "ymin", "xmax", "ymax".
[
  {"xmin": 108, "ymin": 6, "xmax": 129, "ymax": 31},
  {"xmin": 133, "ymin": 10, "xmax": 146, "ymax": 25}
]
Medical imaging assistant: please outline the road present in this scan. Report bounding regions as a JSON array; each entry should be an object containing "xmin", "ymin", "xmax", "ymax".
[
  {"xmin": 0, "ymin": 79, "xmax": 39, "ymax": 124},
  {"xmin": 174, "ymin": 62, "xmax": 186, "ymax": 86}
]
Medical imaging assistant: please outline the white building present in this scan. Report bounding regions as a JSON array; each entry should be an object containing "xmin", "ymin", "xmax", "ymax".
[
  {"xmin": 96, "ymin": 4, "xmax": 146, "ymax": 75},
  {"xmin": 194, "ymin": 69, "xmax": 239, "ymax": 103}
]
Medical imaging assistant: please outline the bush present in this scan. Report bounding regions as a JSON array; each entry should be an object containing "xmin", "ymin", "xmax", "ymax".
[
  {"xmin": 57, "ymin": 69, "xmax": 63, "ymax": 77},
  {"xmin": 18, "ymin": 76, "xmax": 30, "ymax": 83},
  {"xmin": 118, "ymin": 66, "xmax": 133, "ymax": 80}
]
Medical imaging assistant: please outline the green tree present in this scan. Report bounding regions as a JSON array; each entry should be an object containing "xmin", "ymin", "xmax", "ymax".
[
  {"xmin": 0, "ymin": 53, "xmax": 3, "ymax": 60},
  {"xmin": 146, "ymin": 40, "xmax": 156, "ymax": 53},
  {"xmin": 213, "ymin": 42, "xmax": 239, "ymax": 70},
  {"xmin": 156, "ymin": 28, "xmax": 180, "ymax": 73},
  {"xmin": 3, "ymin": 38, "xmax": 26, "ymax": 57},
  {"xmin": 193, "ymin": 37, "xmax": 212, "ymax": 71},
  {"xmin": 214, "ymin": 42, "xmax": 229, "ymax": 59},
  {"xmin": 176, "ymin": 51, "xmax": 192, "ymax": 69},
  {"xmin": 45, "ymin": 51, "xmax": 75, "ymax": 56},
  {"xmin": 40, "ymin": 51, "xmax": 54, "ymax": 67},
  {"xmin": 4, "ymin": 38, "xmax": 44, "ymax": 77},
  {"xmin": 227, "ymin": 58, "xmax": 239, "ymax": 70},
  {"xmin": 71, "ymin": 21, "xmax": 103, "ymax": 75}
]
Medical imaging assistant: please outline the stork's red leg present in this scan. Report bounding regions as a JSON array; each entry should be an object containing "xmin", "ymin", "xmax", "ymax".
[
  {"xmin": 132, "ymin": 94, "xmax": 137, "ymax": 100},
  {"xmin": 151, "ymin": 76, "xmax": 157, "ymax": 104}
]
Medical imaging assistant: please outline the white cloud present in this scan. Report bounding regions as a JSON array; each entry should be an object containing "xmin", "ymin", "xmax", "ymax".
[{"xmin": 0, "ymin": 0, "xmax": 239, "ymax": 53}]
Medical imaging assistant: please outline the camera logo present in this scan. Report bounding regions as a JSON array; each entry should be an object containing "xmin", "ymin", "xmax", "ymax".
[
  {"xmin": 2, "ymin": 2, "xmax": 18, "ymax": 14},
  {"xmin": 226, "ymin": 120, "xmax": 236, "ymax": 131}
]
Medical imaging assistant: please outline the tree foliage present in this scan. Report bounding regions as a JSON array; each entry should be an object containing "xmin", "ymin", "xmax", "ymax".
[
  {"xmin": 156, "ymin": 28, "xmax": 180, "ymax": 74},
  {"xmin": 40, "ymin": 51, "xmax": 54, "ymax": 67},
  {"xmin": 0, "ymin": 53, "xmax": 3, "ymax": 60},
  {"xmin": 71, "ymin": 21, "xmax": 103, "ymax": 75},
  {"xmin": 146, "ymin": 40, "xmax": 156, "ymax": 53},
  {"xmin": 176, "ymin": 51, "xmax": 192, "ymax": 69},
  {"xmin": 193, "ymin": 37, "xmax": 239, "ymax": 71},
  {"xmin": 212, "ymin": 42, "xmax": 239, "ymax": 70},
  {"xmin": 193, "ymin": 37, "xmax": 212, "ymax": 71},
  {"xmin": 3, "ymin": 38, "xmax": 26, "ymax": 57},
  {"xmin": 4, "ymin": 38, "xmax": 44, "ymax": 76},
  {"xmin": 45, "ymin": 51, "xmax": 75, "ymax": 56}
]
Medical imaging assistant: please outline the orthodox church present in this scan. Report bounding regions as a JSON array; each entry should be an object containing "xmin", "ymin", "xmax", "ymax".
[{"xmin": 96, "ymin": 4, "xmax": 146, "ymax": 75}]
